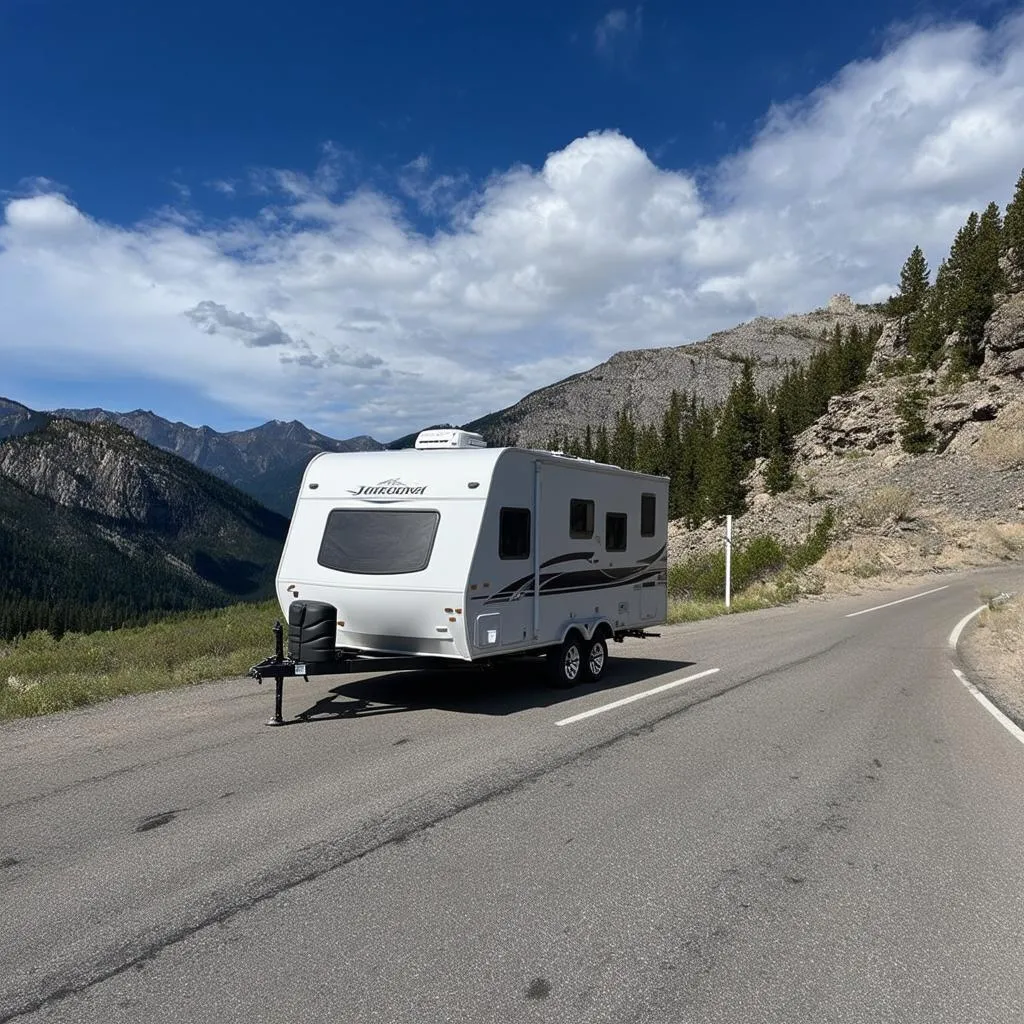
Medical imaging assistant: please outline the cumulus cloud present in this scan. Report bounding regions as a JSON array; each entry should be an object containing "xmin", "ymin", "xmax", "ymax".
[{"xmin": 2, "ymin": 14, "xmax": 1024, "ymax": 440}]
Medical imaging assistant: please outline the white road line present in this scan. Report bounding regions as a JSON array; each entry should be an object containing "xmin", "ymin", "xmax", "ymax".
[
  {"xmin": 948, "ymin": 604, "xmax": 986, "ymax": 649},
  {"xmin": 952, "ymin": 668, "xmax": 1024, "ymax": 747},
  {"xmin": 844, "ymin": 585, "xmax": 949, "ymax": 618},
  {"xmin": 555, "ymin": 668, "xmax": 720, "ymax": 726}
]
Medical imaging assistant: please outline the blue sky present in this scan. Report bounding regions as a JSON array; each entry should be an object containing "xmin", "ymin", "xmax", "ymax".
[{"xmin": 1, "ymin": 0, "xmax": 1023, "ymax": 440}]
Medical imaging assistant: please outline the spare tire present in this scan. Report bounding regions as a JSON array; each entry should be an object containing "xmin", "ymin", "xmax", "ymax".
[{"xmin": 288, "ymin": 600, "xmax": 337, "ymax": 663}]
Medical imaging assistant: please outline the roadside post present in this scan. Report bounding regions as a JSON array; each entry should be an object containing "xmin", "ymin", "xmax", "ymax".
[{"xmin": 725, "ymin": 515, "xmax": 732, "ymax": 610}]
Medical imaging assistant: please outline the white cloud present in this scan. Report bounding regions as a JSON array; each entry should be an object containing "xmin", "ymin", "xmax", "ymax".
[
  {"xmin": 1, "ymin": 14, "xmax": 1024, "ymax": 440},
  {"xmin": 594, "ymin": 7, "xmax": 643, "ymax": 59}
]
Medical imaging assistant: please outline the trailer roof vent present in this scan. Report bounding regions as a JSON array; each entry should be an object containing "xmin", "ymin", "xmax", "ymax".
[{"xmin": 415, "ymin": 429, "xmax": 487, "ymax": 450}]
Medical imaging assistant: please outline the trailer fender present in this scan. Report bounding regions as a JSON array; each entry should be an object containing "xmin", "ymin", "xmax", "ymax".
[{"xmin": 558, "ymin": 619, "xmax": 613, "ymax": 645}]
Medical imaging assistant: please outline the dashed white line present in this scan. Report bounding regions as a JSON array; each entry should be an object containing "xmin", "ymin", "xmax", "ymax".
[
  {"xmin": 952, "ymin": 668, "xmax": 1024, "ymax": 747},
  {"xmin": 845, "ymin": 585, "xmax": 949, "ymax": 618},
  {"xmin": 556, "ymin": 668, "xmax": 720, "ymax": 726},
  {"xmin": 948, "ymin": 604, "xmax": 986, "ymax": 649}
]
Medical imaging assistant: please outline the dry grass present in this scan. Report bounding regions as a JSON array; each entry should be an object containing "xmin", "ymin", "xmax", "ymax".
[
  {"xmin": 975, "ymin": 401, "xmax": 1024, "ymax": 470},
  {"xmin": 853, "ymin": 485, "xmax": 916, "ymax": 527},
  {"xmin": 965, "ymin": 595, "xmax": 1024, "ymax": 726}
]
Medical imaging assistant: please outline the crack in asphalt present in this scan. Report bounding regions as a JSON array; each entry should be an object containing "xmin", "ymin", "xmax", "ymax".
[
  {"xmin": 0, "ymin": 635, "xmax": 852, "ymax": 1023},
  {"xmin": 0, "ymin": 736, "xmax": 247, "ymax": 814}
]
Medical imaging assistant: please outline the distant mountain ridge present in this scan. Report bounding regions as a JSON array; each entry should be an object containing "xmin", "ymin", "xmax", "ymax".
[
  {"xmin": 464, "ymin": 295, "xmax": 885, "ymax": 447},
  {"xmin": 0, "ymin": 417, "xmax": 288, "ymax": 638},
  {"xmin": 51, "ymin": 407, "xmax": 384, "ymax": 515},
  {"xmin": 0, "ymin": 398, "xmax": 49, "ymax": 441}
]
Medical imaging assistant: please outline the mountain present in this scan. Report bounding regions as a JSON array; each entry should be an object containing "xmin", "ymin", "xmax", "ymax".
[
  {"xmin": 0, "ymin": 418, "xmax": 288, "ymax": 639},
  {"xmin": 464, "ymin": 295, "xmax": 884, "ymax": 447},
  {"xmin": 50, "ymin": 408, "xmax": 383, "ymax": 515},
  {"xmin": 0, "ymin": 398, "xmax": 49, "ymax": 441}
]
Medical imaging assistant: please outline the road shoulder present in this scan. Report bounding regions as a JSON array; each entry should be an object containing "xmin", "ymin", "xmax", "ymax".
[{"xmin": 959, "ymin": 593, "xmax": 1024, "ymax": 730}]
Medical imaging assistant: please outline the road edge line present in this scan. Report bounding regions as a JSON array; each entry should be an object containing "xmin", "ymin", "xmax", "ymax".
[
  {"xmin": 951, "ymin": 668, "xmax": 1024, "ymax": 747},
  {"xmin": 948, "ymin": 604, "xmax": 985, "ymax": 649},
  {"xmin": 948, "ymin": 600, "xmax": 1024, "ymax": 748}
]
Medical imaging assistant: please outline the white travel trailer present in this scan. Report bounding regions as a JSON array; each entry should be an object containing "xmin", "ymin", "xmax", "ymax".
[{"xmin": 251, "ymin": 429, "xmax": 668, "ymax": 723}]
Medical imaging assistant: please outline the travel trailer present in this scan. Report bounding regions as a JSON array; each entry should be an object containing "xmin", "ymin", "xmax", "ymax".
[{"xmin": 250, "ymin": 429, "xmax": 668, "ymax": 724}]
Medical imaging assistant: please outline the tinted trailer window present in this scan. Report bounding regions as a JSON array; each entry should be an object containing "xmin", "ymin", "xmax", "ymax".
[{"xmin": 318, "ymin": 509, "xmax": 441, "ymax": 575}]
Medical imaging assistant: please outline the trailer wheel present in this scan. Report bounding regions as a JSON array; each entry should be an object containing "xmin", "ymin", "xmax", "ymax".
[
  {"xmin": 585, "ymin": 635, "xmax": 608, "ymax": 682},
  {"xmin": 547, "ymin": 634, "xmax": 584, "ymax": 688}
]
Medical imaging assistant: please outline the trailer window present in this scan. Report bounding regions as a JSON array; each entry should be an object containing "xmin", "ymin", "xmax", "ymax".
[
  {"xmin": 606, "ymin": 512, "xmax": 628, "ymax": 552},
  {"xmin": 499, "ymin": 507, "xmax": 531, "ymax": 560},
  {"xmin": 569, "ymin": 499, "xmax": 594, "ymax": 539},
  {"xmin": 641, "ymin": 493, "xmax": 657, "ymax": 537},
  {"xmin": 317, "ymin": 509, "xmax": 440, "ymax": 575}
]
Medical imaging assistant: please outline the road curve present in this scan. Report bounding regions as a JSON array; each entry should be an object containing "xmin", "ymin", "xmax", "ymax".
[{"xmin": 1, "ymin": 563, "xmax": 1022, "ymax": 1023}]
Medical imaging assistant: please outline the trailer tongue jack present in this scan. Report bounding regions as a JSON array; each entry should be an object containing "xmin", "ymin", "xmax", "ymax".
[{"xmin": 249, "ymin": 613, "xmax": 478, "ymax": 726}]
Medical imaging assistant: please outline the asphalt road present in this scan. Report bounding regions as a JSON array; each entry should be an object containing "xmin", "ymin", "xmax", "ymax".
[{"xmin": 2, "ymin": 565, "xmax": 1023, "ymax": 1023}]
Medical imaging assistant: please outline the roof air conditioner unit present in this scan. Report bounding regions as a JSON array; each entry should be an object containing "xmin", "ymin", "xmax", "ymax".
[{"xmin": 414, "ymin": 429, "xmax": 487, "ymax": 450}]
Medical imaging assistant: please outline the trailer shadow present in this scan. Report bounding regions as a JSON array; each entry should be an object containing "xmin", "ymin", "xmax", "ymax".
[{"xmin": 289, "ymin": 655, "xmax": 696, "ymax": 722}]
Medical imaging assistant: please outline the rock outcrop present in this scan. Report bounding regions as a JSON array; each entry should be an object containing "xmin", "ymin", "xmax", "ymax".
[
  {"xmin": 465, "ymin": 297, "xmax": 883, "ymax": 447},
  {"xmin": 982, "ymin": 292, "xmax": 1024, "ymax": 379}
]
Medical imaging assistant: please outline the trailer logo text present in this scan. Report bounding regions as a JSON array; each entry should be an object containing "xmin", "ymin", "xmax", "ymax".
[{"xmin": 348, "ymin": 478, "xmax": 427, "ymax": 500}]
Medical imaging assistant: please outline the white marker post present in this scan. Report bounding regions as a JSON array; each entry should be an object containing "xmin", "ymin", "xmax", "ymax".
[{"xmin": 724, "ymin": 514, "xmax": 732, "ymax": 610}]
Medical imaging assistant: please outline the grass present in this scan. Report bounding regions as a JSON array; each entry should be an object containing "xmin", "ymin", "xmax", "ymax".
[
  {"xmin": 0, "ymin": 600, "xmax": 280, "ymax": 720},
  {"xmin": 665, "ymin": 510, "xmax": 834, "ymax": 624},
  {"xmin": 667, "ymin": 584, "xmax": 799, "ymax": 624}
]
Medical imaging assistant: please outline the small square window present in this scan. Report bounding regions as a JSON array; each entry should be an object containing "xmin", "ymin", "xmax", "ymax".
[
  {"xmin": 569, "ymin": 499, "xmax": 594, "ymax": 539},
  {"xmin": 499, "ymin": 507, "xmax": 531, "ymax": 560},
  {"xmin": 641, "ymin": 493, "xmax": 656, "ymax": 537},
  {"xmin": 606, "ymin": 512, "xmax": 627, "ymax": 552}
]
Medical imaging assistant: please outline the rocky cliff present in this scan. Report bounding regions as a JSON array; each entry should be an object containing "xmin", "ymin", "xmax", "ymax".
[
  {"xmin": 466, "ymin": 295, "xmax": 883, "ymax": 446},
  {"xmin": 670, "ymin": 290, "xmax": 1024, "ymax": 584}
]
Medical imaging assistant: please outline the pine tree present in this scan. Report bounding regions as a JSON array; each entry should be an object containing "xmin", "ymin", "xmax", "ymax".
[
  {"xmin": 635, "ymin": 424, "xmax": 661, "ymax": 475},
  {"xmin": 944, "ymin": 203, "xmax": 1003, "ymax": 368},
  {"xmin": 610, "ymin": 407, "xmax": 638, "ymax": 469},
  {"xmin": 762, "ymin": 406, "xmax": 795, "ymax": 494},
  {"xmin": 729, "ymin": 360, "xmax": 762, "ymax": 463},
  {"xmin": 896, "ymin": 384, "xmax": 935, "ymax": 454},
  {"xmin": 702, "ymin": 404, "xmax": 748, "ymax": 519},
  {"xmin": 582, "ymin": 424, "xmax": 594, "ymax": 460},
  {"xmin": 889, "ymin": 245, "xmax": 930, "ymax": 316},
  {"xmin": 1003, "ymin": 167, "xmax": 1024, "ymax": 288}
]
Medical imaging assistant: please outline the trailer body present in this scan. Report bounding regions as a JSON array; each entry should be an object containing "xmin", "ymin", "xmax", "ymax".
[{"xmin": 277, "ymin": 434, "xmax": 667, "ymax": 659}]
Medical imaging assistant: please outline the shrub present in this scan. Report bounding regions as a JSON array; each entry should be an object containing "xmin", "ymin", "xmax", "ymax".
[
  {"xmin": 789, "ymin": 508, "xmax": 836, "ymax": 570},
  {"xmin": 854, "ymin": 486, "xmax": 915, "ymax": 527}
]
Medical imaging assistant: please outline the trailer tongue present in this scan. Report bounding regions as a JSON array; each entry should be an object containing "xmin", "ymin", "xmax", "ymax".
[{"xmin": 249, "ymin": 607, "xmax": 492, "ymax": 726}]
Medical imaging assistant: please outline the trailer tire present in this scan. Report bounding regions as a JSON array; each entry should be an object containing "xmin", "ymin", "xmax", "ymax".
[
  {"xmin": 547, "ymin": 633, "xmax": 585, "ymax": 688},
  {"xmin": 584, "ymin": 635, "xmax": 608, "ymax": 682}
]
